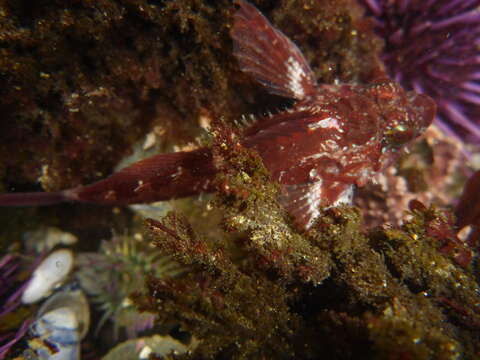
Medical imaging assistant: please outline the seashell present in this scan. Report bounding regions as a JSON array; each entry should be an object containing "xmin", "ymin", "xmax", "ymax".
[
  {"xmin": 29, "ymin": 288, "xmax": 90, "ymax": 360},
  {"xmin": 102, "ymin": 334, "xmax": 199, "ymax": 360},
  {"xmin": 22, "ymin": 249, "xmax": 74, "ymax": 304},
  {"xmin": 37, "ymin": 287, "xmax": 90, "ymax": 339},
  {"xmin": 23, "ymin": 226, "xmax": 78, "ymax": 253}
]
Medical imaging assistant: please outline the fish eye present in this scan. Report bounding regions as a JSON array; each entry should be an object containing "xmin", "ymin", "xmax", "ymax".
[
  {"xmin": 384, "ymin": 124, "xmax": 414, "ymax": 147},
  {"xmin": 392, "ymin": 124, "xmax": 407, "ymax": 133}
]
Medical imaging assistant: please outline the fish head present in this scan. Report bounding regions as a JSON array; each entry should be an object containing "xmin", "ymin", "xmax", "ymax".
[{"xmin": 365, "ymin": 78, "xmax": 436, "ymax": 153}]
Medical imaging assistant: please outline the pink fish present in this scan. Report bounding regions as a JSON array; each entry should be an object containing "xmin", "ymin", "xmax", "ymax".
[{"xmin": 0, "ymin": 0, "xmax": 435, "ymax": 229}]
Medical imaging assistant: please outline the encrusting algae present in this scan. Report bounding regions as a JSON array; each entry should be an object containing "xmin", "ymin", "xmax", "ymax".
[{"xmin": 0, "ymin": 1, "xmax": 479, "ymax": 359}]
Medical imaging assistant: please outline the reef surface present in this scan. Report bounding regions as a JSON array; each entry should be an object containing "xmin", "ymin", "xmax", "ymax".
[{"xmin": 0, "ymin": 1, "xmax": 478, "ymax": 359}]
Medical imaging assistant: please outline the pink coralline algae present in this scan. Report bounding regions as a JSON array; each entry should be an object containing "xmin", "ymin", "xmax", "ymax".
[
  {"xmin": 456, "ymin": 169, "xmax": 480, "ymax": 249},
  {"xmin": 359, "ymin": 0, "xmax": 480, "ymax": 145},
  {"xmin": 0, "ymin": 0, "xmax": 435, "ymax": 230}
]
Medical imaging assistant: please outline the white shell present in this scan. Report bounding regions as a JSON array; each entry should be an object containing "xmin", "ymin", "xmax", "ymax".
[
  {"xmin": 30, "ymin": 289, "xmax": 90, "ymax": 360},
  {"xmin": 22, "ymin": 249, "xmax": 74, "ymax": 304},
  {"xmin": 33, "ymin": 307, "xmax": 80, "ymax": 360},
  {"xmin": 37, "ymin": 288, "xmax": 90, "ymax": 339}
]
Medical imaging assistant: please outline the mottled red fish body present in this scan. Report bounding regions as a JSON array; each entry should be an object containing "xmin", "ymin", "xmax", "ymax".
[
  {"xmin": 243, "ymin": 86, "xmax": 384, "ymax": 188},
  {"xmin": 232, "ymin": 0, "xmax": 434, "ymax": 228}
]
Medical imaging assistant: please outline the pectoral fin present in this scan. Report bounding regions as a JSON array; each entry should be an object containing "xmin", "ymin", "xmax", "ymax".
[{"xmin": 279, "ymin": 180, "xmax": 354, "ymax": 230}]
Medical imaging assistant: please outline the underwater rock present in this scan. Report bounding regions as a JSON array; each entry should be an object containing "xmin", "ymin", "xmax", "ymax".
[
  {"xmin": 355, "ymin": 125, "xmax": 472, "ymax": 228},
  {"xmin": 456, "ymin": 169, "xmax": 480, "ymax": 249},
  {"xmin": 21, "ymin": 249, "xmax": 74, "ymax": 304}
]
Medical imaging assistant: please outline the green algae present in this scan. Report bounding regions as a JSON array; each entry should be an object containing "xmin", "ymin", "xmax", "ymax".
[
  {"xmin": 142, "ymin": 189, "xmax": 479, "ymax": 359},
  {"xmin": 138, "ymin": 129, "xmax": 479, "ymax": 359}
]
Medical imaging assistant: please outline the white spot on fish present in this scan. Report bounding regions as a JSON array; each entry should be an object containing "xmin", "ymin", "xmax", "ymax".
[
  {"xmin": 286, "ymin": 56, "xmax": 306, "ymax": 99},
  {"xmin": 308, "ymin": 117, "xmax": 340, "ymax": 131}
]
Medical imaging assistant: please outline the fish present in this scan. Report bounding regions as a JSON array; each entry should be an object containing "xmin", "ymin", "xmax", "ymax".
[{"xmin": 0, "ymin": 0, "xmax": 435, "ymax": 230}]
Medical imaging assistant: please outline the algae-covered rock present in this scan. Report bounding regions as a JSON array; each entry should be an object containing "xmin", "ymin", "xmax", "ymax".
[{"xmin": 0, "ymin": 0, "xmax": 381, "ymax": 191}]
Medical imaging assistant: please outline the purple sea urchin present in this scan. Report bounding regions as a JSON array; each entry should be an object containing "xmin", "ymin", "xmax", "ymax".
[
  {"xmin": 0, "ymin": 254, "xmax": 36, "ymax": 358},
  {"xmin": 359, "ymin": 0, "xmax": 480, "ymax": 145}
]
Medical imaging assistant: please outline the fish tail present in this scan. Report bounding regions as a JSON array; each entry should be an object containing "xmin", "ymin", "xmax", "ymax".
[
  {"xmin": 0, "ymin": 190, "xmax": 69, "ymax": 206},
  {"xmin": 71, "ymin": 147, "xmax": 216, "ymax": 205},
  {"xmin": 0, "ymin": 147, "xmax": 216, "ymax": 207}
]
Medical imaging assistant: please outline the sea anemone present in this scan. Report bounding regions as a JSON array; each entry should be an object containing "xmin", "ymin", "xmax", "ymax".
[
  {"xmin": 76, "ymin": 233, "xmax": 183, "ymax": 340},
  {"xmin": 359, "ymin": 0, "xmax": 480, "ymax": 146}
]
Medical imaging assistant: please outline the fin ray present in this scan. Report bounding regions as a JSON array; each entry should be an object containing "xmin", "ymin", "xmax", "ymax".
[
  {"xmin": 279, "ymin": 182, "xmax": 323, "ymax": 230},
  {"xmin": 279, "ymin": 180, "xmax": 354, "ymax": 230},
  {"xmin": 232, "ymin": 0, "xmax": 317, "ymax": 100}
]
